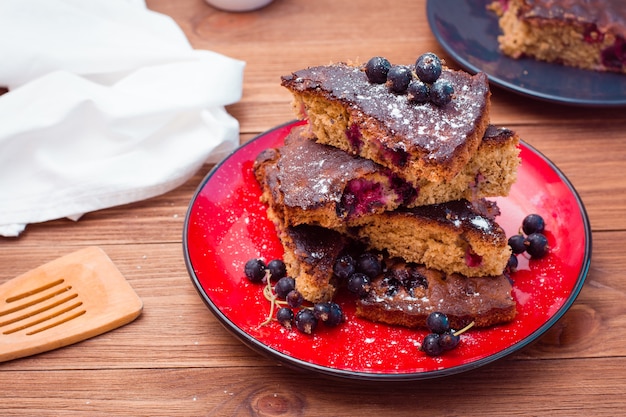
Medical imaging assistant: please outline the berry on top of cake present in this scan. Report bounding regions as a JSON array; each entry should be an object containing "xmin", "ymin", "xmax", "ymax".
[
  {"xmin": 281, "ymin": 54, "xmax": 492, "ymax": 184},
  {"xmin": 491, "ymin": 0, "xmax": 626, "ymax": 74}
]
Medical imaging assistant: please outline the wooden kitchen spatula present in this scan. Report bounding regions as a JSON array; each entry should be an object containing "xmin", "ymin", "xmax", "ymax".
[{"xmin": 0, "ymin": 246, "xmax": 143, "ymax": 362}]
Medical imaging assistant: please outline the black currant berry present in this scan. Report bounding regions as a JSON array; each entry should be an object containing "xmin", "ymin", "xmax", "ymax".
[
  {"xmin": 357, "ymin": 252, "xmax": 382, "ymax": 278},
  {"xmin": 267, "ymin": 259, "xmax": 287, "ymax": 280},
  {"xmin": 325, "ymin": 302, "xmax": 344, "ymax": 327},
  {"xmin": 244, "ymin": 258, "xmax": 266, "ymax": 283},
  {"xmin": 276, "ymin": 307, "xmax": 294, "ymax": 329},
  {"xmin": 387, "ymin": 65, "xmax": 413, "ymax": 94},
  {"xmin": 525, "ymin": 233, "xmax": 549, "ymax": 259},
  {"xmin": 274, "ymin": 277, "xmax": 296, "ymax": 299},
  {"xmin": 426, "ymin": 311, "xmax": 450, "ymax": 334},
  {"xmin": 439, "ymin": 331, "xmax": 460, "ymax": 351},
  {"xmin": 508, "ymin": 234, "xmax": 527, "ymax": 255},
  {"xmin": 313, "ymin": 302, "xmax": 331, "ymax": 322},
  {"xmin": 506, "ymin": 254, "xmax": 518, "ymax": 274},
  {"xmin": 522, "ymin": 214, "xmax": 546, "ymax": 235},
  {"xmin": 415, "ymin": 52, "xmax": 442, "ymax": 84},
  {"xmin": 347, "ymin": 272, "xmax": 371, "ymax": 297},
  {"xmin": 294, "ymin": 309, "xmax": 318, "ymax": 334},
  {"xmin": 430, "ymin": 79, "xmax": 454, "ymax": 106},
  {"xmin": 334, "ymin": 254, "xmax": 356, "ymax": 279},
  {"xmin": 365, "ymin": 56, "xmax": 391, "ymax": 84},
  {"xmin": 421, "ymin": 333, "xmax": 443, "ymax": 356},
  {"xmin": 286, "ymin": 290, "xmax": 304, "ymax": 308},
  {"xmin": 407, "ymin": 80, "xmax": 430, "ymax": 104}
]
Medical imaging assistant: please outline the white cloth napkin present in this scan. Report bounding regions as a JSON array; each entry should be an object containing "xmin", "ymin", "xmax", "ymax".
[{"xmin": 0, "ymin": 0, "xmax": 245, "ymax": 237}]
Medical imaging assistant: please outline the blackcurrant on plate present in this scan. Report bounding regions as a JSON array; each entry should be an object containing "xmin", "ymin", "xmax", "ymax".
[
  {"xmin": 426, "ymin": 0, "xmax": 626, "ymax": 107},
  {"xmin": 183, "ymin": 120, "xmax": 591, "ymax": 381}
]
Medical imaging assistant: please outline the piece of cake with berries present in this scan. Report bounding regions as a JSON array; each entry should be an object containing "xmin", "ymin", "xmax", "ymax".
[
  {"xmin": 355, "ymin": 256, "xmax": 516, "ymax": 330},
  {"xmin": 278, "ymin": 224, "xmax": 353, "ymax": 304},
  {"xmin": 280, "ymin": 53, "xmax": 492, "ymax": 184},
  {"xmin": 253, "ymin": 125, "xmax": 418, "ymax": 232},
  {"xmin": 269, "ymin": 221, "xmax": 516, "ymax": 328},
  {"xmin": 257, "ymin": 159, "xmax": 511, "ymax": 279},
  {"xmin": 254, "ymin": 124, "xmax": 519, "ymax": 231},
  {"xmin": 254, "ymin": 128, "xmax": 512, "ymax": 278},
  {"xmin": 490, "ymin": 0, "xmax": 626, "ymax": 74},
  {"xmin": 348, "ymin": 198, "xmax": 511, "ymax": 279}
]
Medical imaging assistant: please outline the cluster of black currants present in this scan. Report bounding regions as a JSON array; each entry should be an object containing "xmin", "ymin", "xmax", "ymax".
[
  {"xmin": 333, "ymin": 251, "xmax": 383, "ymax": 298},
  {"xmin": 364, "ymin": 52, "xmax": 454, "ymax": 106},
  {"xmin": 506, "ymin": 213, "xmax": 549, "ymax": 273},
  {"xmin": 244, "ymin": 258, "xmax": 344, "ymax": 335},
  {"xmin": 274, "ymin": 280, "xmax": 344, "ymax": 335},
  {"xmin": 420, "ymin": 312, "xmax": 472, "ymax": 357}
]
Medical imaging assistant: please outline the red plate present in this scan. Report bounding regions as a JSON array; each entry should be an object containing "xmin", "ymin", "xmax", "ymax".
[{"xmin": 183, "ymin": 120, "xmax": 591, "ymax": 380}]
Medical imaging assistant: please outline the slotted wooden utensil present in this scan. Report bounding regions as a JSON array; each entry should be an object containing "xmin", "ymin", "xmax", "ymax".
[{"xmin": 0, "ymin": 246, "xmax": 143, "ymax": 362}]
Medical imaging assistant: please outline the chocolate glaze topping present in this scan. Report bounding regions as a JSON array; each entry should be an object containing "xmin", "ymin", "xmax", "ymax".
[
  {"xmin": 276, "ymin": 128, "xmax": 383, "ymax": 209},
  {"xmin": 281, "ymin": 63, "xmax": 490, "ymax": 165},
  {"xmin": 287, "ymin": 224, "xmax": 348, "ymax": 272},
  {"xmin": 397, "ymin": 199, "xmax": 505, "ymax": 243},
  {"xmin": 484, "ymin": 124, "xmax": 514, "ymax": 140},
  {"xmin": 520, "ymin": 0, "xmax": 626, "ymax": 38},
  {"xmin": 357, "ymin": 259, "xmax": 516, "ymax": 329}
]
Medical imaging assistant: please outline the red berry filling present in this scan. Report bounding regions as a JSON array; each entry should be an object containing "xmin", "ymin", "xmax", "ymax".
[
  {"xmin": 346, "ymin": 123, "xmax": 409, "ymax": 168},
  {"xmin": 464, "ymin": 247, "xmax": 483, "ymax": 268},
  {"xmin": 583, "ymin": 24, "xmax": 604, "ymax": 44},
  {"xmin": 345, "ymin": 123, "xmax": 363, "ymax": 151},
  {"xmin": 338, "ymin": 175, "xmax": 417, "ymax": 219},
  {"xmin": 338, "ymin": 179, "xmax": 386, "ymax": 218},
  {"xmin": 379, "ymin": 143, "xmax": 409, "ymax": 168},
  {"xmin": 601, "ymin": 36, "xmax": 626, "ymax": 70},
  {"xmin": 390, "ymin": 176, "xmax": 418, "ymax": 205}
]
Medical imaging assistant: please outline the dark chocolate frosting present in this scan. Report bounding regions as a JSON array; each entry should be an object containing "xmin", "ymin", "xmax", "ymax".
[
  {"xmin": 521, "ymin": 0, "xmax": 626, "ymax": 38},
  {"xmin": 281, "ymin": 63, "xmax": 490, "ymax": 165},
  {"xmin": 398, "ymin": 199, "xmax": 506, "ymax": 244},
  {"xmin": 276, "ymin": 128, "xmax": 382, "ymax": 210},
  {"xmin": 286, "ymin": 224, "xmax": 347, "ymax": 271}
]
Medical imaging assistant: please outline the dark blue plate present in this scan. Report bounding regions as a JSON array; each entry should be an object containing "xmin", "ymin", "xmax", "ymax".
[{"xmin": 426, "ymin": 0, "xmax": 626, "ymax": 107}]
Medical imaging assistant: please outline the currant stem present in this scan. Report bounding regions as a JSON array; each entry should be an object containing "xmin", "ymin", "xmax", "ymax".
[
  {"xmin": 258, "ymin": 273, "xmax": 276, "ymax": 327},
  {"xmin": 453, "ymin": 321, "xmax": 475, "ymax": 336}
]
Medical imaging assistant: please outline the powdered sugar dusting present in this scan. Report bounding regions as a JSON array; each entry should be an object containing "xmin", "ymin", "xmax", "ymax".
[
  {"xmin": 277, "ymin": 129, "xmax": 381, "ymax": 209},
  {"xmin": 286, "ymin": 64, "xmax": 490, "ymax": 162},
  {"xmin": 470, "ymin": 216, "xmax": 490, "ymax": 231}
]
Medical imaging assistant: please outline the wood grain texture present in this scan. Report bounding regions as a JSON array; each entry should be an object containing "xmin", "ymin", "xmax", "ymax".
[
  {"xmin": 1, "ymin": 0, "xmax": 625, "ymax": 415},
  {"xmin": 1, "ymin": 359, "xmax": 624, "ymax": 416}
]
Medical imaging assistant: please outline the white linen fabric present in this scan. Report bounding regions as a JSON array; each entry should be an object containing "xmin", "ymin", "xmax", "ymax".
[{"xmin": 0, "ymin": 0, "xmax": 245, "ymax": 236}]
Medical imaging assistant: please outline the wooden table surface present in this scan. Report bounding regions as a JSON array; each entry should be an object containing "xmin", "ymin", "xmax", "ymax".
[{"xmin": 2, "ymin": 0, "xmax": 626, "ymax": 415}]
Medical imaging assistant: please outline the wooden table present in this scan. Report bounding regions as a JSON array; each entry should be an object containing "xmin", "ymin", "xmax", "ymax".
[{"xmin": 2, "ymin": 0, "xmax": 625, "ymax": 415}]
